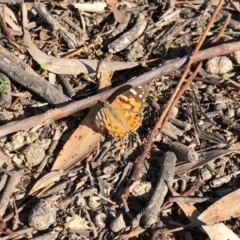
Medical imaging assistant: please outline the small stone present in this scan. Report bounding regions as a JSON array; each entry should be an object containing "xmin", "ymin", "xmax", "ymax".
[
  {"xmin": 18, "ymin": 54, "xmax": 25, "ymax": 60},
  {"xmin": 23, "ymin": 142, "xmax": 45, "ymax": 167},
  {"xmin": 200, "ymin": 168, "xmax": 212, "ymax": 181},
  {"xmin": 205, "ymin": 56, "xmax": 233, "ymax": 75},
  {"xmin": 28, "ymin": 200, "xmax": 57, "ymax": 231},
  {"xmin": 233, "ymin": 50, "xmax": 240, "ymax": 64},
  {"xmin": 94, "ymin": 213, "xmax": 106, "ymax": 228},
  {"xmin": 110, "ymin": 213, "xmax": 126, "ymax": 232}
]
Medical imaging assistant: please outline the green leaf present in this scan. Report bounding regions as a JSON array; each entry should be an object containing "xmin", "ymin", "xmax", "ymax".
[{"xmin": 40, "ymin": 63, "xmax": 47, "ymax": 70}]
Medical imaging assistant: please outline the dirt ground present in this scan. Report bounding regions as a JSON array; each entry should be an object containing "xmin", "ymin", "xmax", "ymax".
[{"xmin": 0, "ymin": 0, "xmax": 240, "ymax": 239}]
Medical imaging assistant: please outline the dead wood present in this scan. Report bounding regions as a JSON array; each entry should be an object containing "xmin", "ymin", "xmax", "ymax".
[
  {"xmin": 132, "ymin": 152, "xmax": 177, "ymax": 228},
  {"xmin": 23, "ymin": 30, "xmax": 139, "ymax": 75},
  {"xmin": 0, "ymin": 53, "xmax": 70, "ymax": 105},
  {"xmin": 1, "ymin": 41, "xmax": 240, "ymax": 137}
]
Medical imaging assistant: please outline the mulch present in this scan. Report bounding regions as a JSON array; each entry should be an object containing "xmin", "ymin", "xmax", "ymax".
[{"xmin": 0, "ymin": 0, "xmax": 240, "ymax": 239}]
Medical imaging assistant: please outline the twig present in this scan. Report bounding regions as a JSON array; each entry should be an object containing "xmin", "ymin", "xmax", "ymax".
[
  {"xmin": 83, "ymin": 206, "xmax": 98, "ymax": 238},
  {"xmin": 0, "ymin": 54, "xmax": 71, "ymax": 105},
  {"xmin": 132, "ymin": 152, "xmax": 177, "ymax": 228},
  {"xmin": 57, "ymin": 75, "xmax": 76, "ymax": 97},
  {"xmin": 175, "ymin": 144, "xmax": 240, "ymax": 174},
  {"xmin": 0, "ymin": 170, "xmax": 23, "ymax": 217},
  {"xmin": 31, "ymin": 231, "xmax": 59, "ymax": 240},
  {"xmin": 211, "ymin": 13, "xmax": 232, "ymax": 43},
  {"xmin": 33, "ymin": 2, "xmax": 81, "ymax": 48},
  {"xmin": 0, "ymin": 5, "xmax": 24, "ymax": 53},
  {"xmin": 123, "ymin": 0, "xmax": 224, "ymax": 200},
  {"xmin": 0, "ymin": 227, "xmax": 34, "ymax": 240},
  {"xmin": 35, "ymin": 127, "xmax": 67, "ymax": 178},
  {"xmin": 169, "ymin": 196, "xmax": 209, "ymax": 204},
  {"xmin": 1, "ymin": 40, "xmax": 240, "ymax": 137}
]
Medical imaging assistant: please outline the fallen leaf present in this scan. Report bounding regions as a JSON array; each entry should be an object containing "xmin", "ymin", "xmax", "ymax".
[
  {"xmin": 123, "ymin": 226, "xmax": 145, "ymax": 240},
  {"xmin": 51, "ymin": 61, "xmax": 112, "ymax": 172},
  {"xmin": 51, "ymin": 104, "xmax": 104, "ymax": 171},
  {"xmin": 198, "ymin": 188, "xmax": 240, "ymax": 224},
  {"xmin": 28, "ymin": 171, "xmax": 62, "ymax": 195},
  {"xmin": 168, "ymin": 184, "xmax": 240, "ymax": 240},
  {"xmin": 106, "ymin": 0, "xmax": 126, "ymax": 23}
]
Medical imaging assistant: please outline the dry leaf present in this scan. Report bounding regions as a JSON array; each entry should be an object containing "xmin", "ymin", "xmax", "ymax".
[
  {"xmin": 28, "ymin": 171, "xmax": 62, "ymax": 195},
  {"xmin": 51, "ymin": 104, "xmax": 104, "ymax": 171},
  {"xmin": 168, "ymin": 185, "xmax": 240, "ymax": 240},
  {"xmin": 51, "ymin": 61, "xmax": 112, "ymax": 172},
  {"xmin": 28, "ymin": 62, "xmax": 111, "ymax": 197},
  {"xmin": 228, "ymin": 79, "xmax": 240, "ymax": 88},
  {"xmin": 198, "ymin": 188, "xmax": 240, "ymax": 224},
  {"xmin": 0, "ymin": 4, "xmax": 21, "ymax": 31},
  {"xmin": 124, "ymin": 226, "xmax": 145, "ymax": 240},
  {"xmin": 106, "ymin": 0, "xmax": 126, "ymax": 23}
]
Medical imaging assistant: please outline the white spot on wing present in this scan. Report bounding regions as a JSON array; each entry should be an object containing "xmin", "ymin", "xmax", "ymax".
[
  {"xmin": 139, "ymin": 94, "xmax": 143, "ymax": 98},
  {"xmin": 138, "ymin": 86, "xmax": 143, "ymax": 88},
  {"xmin": 130, "ymin": 89, "xmax": 137, "ymax": 95},
  {"xmin": 96, "ymin": 112, "xmax": 102, "ymax": 120}
]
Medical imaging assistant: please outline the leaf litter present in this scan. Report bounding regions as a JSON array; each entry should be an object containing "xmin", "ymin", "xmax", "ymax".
[{"xmin": 1, "ymin": 1, "xmax": 240, "ymax": 240}]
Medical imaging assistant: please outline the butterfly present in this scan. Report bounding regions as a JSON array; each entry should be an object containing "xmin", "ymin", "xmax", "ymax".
[{"xmin": 96, "ymin": 85, "xmax": 148, "ymax": 138}]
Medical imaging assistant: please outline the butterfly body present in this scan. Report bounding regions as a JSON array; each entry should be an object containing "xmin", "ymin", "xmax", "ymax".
[{"xmin": 96, "ymin": 86, "xmax": 147, "ymax": 138}]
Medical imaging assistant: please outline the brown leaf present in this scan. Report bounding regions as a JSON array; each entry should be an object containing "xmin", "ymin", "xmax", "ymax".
[
  {"xmin": 28, "ymin": 171, "xmax": 62, "ymax": 195},
  {"xmin": 106, "ymin": 0, "xmax": 126, "ymax": 23},
  {"xmin": 123, "ymin": 226, "xmax": 145, "ymax": 240},
  {"xmin": 51, "ymin": 61, "xmax": 112, "ymax": 172},
  {"xmin": 198, "ymin": 188, "xmax": 240, "ymax": 224},
  {"xmin": 51, "ymin": 104, "xmax": 104, "ymax": 171},
  {"xmin": 228, "ymin": 79, "xmax": 240, "ymax": 88},
  {"xmin": 28, "ymin": 61, "xmax": 111, "ymax": 197},
  {"xmin": 168, "ymin": 184, "xmax": 240, "ymax": 240}
]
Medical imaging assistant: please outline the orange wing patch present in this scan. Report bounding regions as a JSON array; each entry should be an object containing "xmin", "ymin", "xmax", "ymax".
[{"xmin": 96, "ymin": 86, "xmax": 148, "ymax": 138}]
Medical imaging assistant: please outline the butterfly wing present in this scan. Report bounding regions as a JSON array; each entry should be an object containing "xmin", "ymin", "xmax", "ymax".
[
  {"xmin": 96, "ymin": 104, "xmax": 128, "ymax": 138},
  {"xmin": 111, "ymin": 86, "xmax": 148, "ymax": 132},
  {"xmin": 96, "ymin": 85, "xmax": 148, "ymax": 138}
]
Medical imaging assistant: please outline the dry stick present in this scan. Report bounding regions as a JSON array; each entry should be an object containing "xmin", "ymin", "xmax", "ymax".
[
  {"xmin": 33, "ymin": 2, "xmax": 80, "ymax": 49},
  {"xmin": 168, "ymin": 12, "xmax": 231, "ymax": 147},
  {"xmin": 1, "ymin": 41, "xmax": 240, "ymax": 138},
  {"xmin": 169, "ymin": 196, "xmax": 209, "ymax": 204},
  {"xmin": 151, "ymin": 53, "xmax": 225, "ymax": 238},
  {"xmin": 124, "ymin": 0, "xmax": 224, "ymax": 200},
  {"xmin": 35, "ymin": 128, "xmax": 65, "ymax": 178},
  {"xmin": 0, "ymin": 228, "xmax": 34, "ymax": 240},
  {"xmin": 0, "ymin": 171, "xmax": 22, "ymax": 217},
  {"xmin": 31, "ymin": 231, "xmax": 59, "ymax": 240},
  {"xmin": 162, "ymin": 62, "xmax": 203, "ymax": 132},
  {"xmin": 0, "ymin": 44, "xmax": 38, "ymax": 77},
  {"xmin": 211, "ymin": 13, "xmax": 232, "ymax": 43},
  {"xmin": 0, "ymin": 54, "xmax": 71, "ymax": 105},
  {"xmin": 0, "ymin": 6, "xmax": 24, "ymax": 53},
  {"xmin": 152, "ymin": 9, "xmax": 230, "ymax": 240},
  {"xmin": 168, "ymin": 7, "xmax": 231, "ymax": 163},
  {"xmin": 132, "ymin": 152, "xmax": 177, "ymax": 228},
  {"xmin": 157, "ymin": 0, "xmax": 224, "ymax": 150}
]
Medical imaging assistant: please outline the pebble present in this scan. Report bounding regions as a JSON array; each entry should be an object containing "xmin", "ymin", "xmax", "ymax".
[
  {"xmin": 205, "ymin": 56, "xmax": 233, "ymax": 75},
  {"xmin": 28, "ymin": 200, "xmax": 57, "ymax": 230}
]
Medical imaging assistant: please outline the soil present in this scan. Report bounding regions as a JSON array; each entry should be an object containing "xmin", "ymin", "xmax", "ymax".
[{"xmin": 0, "ymin": 1, "xmax": 240, "ymax": 240}]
